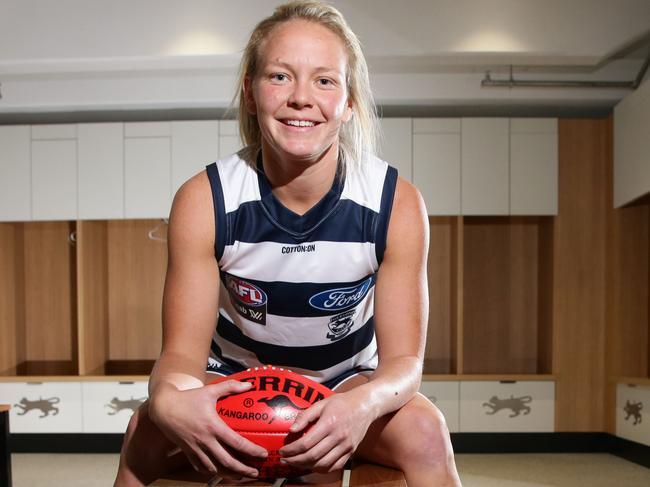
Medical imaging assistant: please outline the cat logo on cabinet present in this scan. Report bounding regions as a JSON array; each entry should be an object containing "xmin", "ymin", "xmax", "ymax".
[
  {"xmin": 13, "ymin": 397, "xmax": 60, "ymax": 418},
  {"xmin": 623, "ymin": 400, "xmax": 643, "ymax": 425},
  {"xmin": 105, "ymin": 396, "xmax": 146, "ymax": 415},
  {"xmin": 483, "ymin": 395, "xmax": 532, "ymax": 418}
]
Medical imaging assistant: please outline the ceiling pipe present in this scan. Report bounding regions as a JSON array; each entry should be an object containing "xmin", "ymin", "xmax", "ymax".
[{"xmin": 482, "ymin": 34, "xmax": 650, "ymax": 90}]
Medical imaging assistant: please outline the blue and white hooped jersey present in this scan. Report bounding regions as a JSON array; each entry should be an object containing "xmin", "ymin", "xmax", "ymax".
[{"xmin": 205, "ymin": 151, "xmax": 398, "ymax": 383}]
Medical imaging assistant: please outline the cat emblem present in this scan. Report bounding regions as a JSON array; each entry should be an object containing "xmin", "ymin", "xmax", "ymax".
[
  {"xmin": 14, "ymin": 397, "xmax": 60, "ymax": 418},
  {"xmin": 623, "ymin": 400, "xmax": 643, "ymax": 425},
  {"xmin": 105, "ymin": 397, "xmax": 146, "ymax": 415},
  {"xmin": 483, "ymin": 395, "xmax": 532, "ymax": 418}
]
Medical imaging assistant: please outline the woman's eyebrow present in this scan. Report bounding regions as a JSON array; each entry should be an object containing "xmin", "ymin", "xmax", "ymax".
[{"xmin": 266, "ymin": 60, "xmax": 342, "ymax": 74}]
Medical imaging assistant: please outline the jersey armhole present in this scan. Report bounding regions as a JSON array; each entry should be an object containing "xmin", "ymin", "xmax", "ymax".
[
  {"xmin": 374, "ymin": 165, "xmax": 399, "ymax": 266},
  {"xmin": 206, "ymin": 162, "xmax": 227, "ymax": 262}
]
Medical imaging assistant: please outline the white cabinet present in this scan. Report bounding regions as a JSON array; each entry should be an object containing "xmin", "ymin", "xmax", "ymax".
[
  {"xmin": 614, "ymin": 78, "xmax": 650, "ymax": 208},
  {"xmin": 510, "ymin": 119, "xmax": 558, "ymax": 215},
  {"xmin": 219, "ymin": 120, "xmax": 243, "ymax": 159},
  {"xmin": 78, "ymin": 123, "xmax": 124, "ymax": 219},
  {"xmin": 81, "ymin": 381, "xmax": 148, "ymax": 433},
  {"xmin": 419, "ymin": 381, "xmax": 460, "ymax": 432},
  {"xmin": 0, "ymin": 381, "xmax": 83, "ymax": 433},
  {"xmin": 461, "ymin": 118, "xmax": 510, "ymax": 215},
  {"xmin": 0, "ymin": 126, "xmax": 31, "ymax": 221},
  {"xmin": 31, "ymin": 135, "xmax": 78, "ymax": 221},
  {"xmin": 171, "ymin": 121, "xmax": 220, "ymax": 196},
  {"xmin": 124, "ymin": 122, "xmax": 172, "ymax": 219},
  {"xmin": 459, "ymin": 381, "xmax": 555, "ymax": 432},
  {"xmin": 616, "ymin": 383, "xmax": 650, "ymax": 446},
  {"xmin": 378, "ymin": 118, "xmax": 412, "ymax": 182},
  {"xmin": 413, "ymin": 119, "xmax": 461, "ymax": 215}
]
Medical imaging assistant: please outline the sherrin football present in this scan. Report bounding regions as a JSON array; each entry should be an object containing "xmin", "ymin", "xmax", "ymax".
[{"xmin": 210, "ymin": 365, "xmax": 334, "ymax": 479}]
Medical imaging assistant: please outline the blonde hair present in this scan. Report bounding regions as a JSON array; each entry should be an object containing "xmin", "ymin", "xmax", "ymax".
[{"xmin": 234, "ymin": 0, "xmax": 379, "ymax": 172}]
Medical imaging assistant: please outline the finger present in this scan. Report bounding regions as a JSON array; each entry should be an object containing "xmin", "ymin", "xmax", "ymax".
[
  {"xmin": 289, "ymin": 401, "xmax": 323, "ymax": 433},
  {"xmin": 216, "ymin": 423, "xmax": 268, "ymax": 459},
  {"xmin": 210, "ymin": 379, "xmax": 253, "ymax": 397},
  {"xmin": 312, "ymin": 446, "xmax": 348, "ymax": 473},
  {"xmin": 280, "ymin": 413, "xmax": 330, "ymax": 457},
  {"xmin": 182, "ymin": 444, "xmax": 219, "ymax": 476},
  {"xmin": 202, "ymin": 438, "xmax": 259, "ymax": 478},
  {"xmin": 282, "ymin": 435, "xmax": 339, "ymax": 468}
]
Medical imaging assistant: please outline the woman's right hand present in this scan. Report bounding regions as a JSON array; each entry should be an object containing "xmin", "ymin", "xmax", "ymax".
[{"xmin": 148, "ymin": 380, "xmax": 268, "ymax": 478}]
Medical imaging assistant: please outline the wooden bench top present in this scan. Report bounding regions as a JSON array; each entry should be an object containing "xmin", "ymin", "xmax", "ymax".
[
  {"xmin": 0, "ymin": 405, "xmax": 10, "ymax": 413},
  {"xmin": 152, "ymin": 462, "xmax": 406, "ymax": 487}
]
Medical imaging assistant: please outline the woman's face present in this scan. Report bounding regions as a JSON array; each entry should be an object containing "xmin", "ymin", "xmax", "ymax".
[{"xmin": 246, "ymin": 19, "xmax": 353, "ymax": 165}]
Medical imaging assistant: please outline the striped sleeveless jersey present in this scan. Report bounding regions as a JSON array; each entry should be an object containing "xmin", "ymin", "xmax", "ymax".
[{"xmin": 205, "ymin": 151, "xmax": 398, "ymax": 383}]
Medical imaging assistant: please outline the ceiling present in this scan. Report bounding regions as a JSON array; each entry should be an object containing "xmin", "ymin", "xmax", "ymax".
[{"xmin": 0, "ymin": 0, "xmax": 649, "ymax": 121}]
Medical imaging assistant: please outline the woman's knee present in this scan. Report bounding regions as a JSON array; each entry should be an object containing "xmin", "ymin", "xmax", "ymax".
[{"xmin": 392, "ymin": 396, "xmax": 454, "ymax": 469}]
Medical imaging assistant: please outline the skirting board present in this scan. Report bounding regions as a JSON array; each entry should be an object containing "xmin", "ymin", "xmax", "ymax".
[{"xmin": 8, "ymin": 433, "xmax": 650, "ymax": 470}]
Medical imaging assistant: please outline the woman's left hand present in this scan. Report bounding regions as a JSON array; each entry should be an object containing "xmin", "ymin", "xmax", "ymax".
[{"xmin": 278, "ymin": 389, "xmax": 374, "ymax": 473}]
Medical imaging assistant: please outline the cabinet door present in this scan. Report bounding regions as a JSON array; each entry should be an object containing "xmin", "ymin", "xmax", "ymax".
[
  {"xmin": 32, "ymin": 139, "xmax": 78, "ymax": 220},
  {"xmin": 461, "ymin": 119, "xmax": 509, "ymax": 215},
  {"xmin": 413, "ymin": 132, "xmax": 461, "ymax": 215},
  {"xmin": 124, "ymin": 137, "xmax": 171, "ymax": 219},
  {"xmin": 171, "ymin": 121, "xmax": 220, "ymax": 196},
  {"xmin": 459, "ymin": 381, "xmax": 555, "ymax": 432},
  {"xmin": 616, "ymin": 383, "xmax": 650, "ymax": 446},
  {"xmin": 82, "ymin": 381, "xmax": 148, "ymax": 433},
  {"xmin": 510, "ymin": 119, "xmax": 558, "ymax": 215},
  {"xmin": 0, "ymin": 381, "xmax": 83, "ymax": 433},
  {"xmin": 0, "ymin": 126, "xmax": 31, "ymax": 221},
  {"xmin": 219, "ymin": 121, "xmax": 242, "ymax": 158},
  {"xmin": 378, "ymin": 118, "xmax": 412, "ymax": 182},
  {"xmin": 419, "ymin": 381, "xmax": 460, "ymax": 432},
  {"xmin": 78, "ymin": 123, "xmax": 124, "ymax": 219}
]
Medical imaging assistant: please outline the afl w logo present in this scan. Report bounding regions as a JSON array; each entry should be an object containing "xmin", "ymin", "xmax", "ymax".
[
  {"xmin": 309, "ymin": 277, "xmax": 372, "ymax": 312},
  {"xmin": 225, "ymin": 274, "xmax": 268, "ymax": 326}
]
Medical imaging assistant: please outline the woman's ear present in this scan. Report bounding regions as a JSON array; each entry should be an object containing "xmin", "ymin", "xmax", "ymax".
[
  {"xmin": 341, "ymin": 96, "xmax": 353, "ymax": 123},
  {"xmin": 243, "ymin": 76, "xmax": 257, "ymax": 115}
]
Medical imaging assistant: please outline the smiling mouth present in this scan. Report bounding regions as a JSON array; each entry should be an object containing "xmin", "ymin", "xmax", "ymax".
[{"xmin": 281, "ymin": 119, "xmax": 320, "ymax": 128}]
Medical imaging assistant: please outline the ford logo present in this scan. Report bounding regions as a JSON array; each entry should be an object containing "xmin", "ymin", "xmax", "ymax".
[{"xmin": 309, "ymin": 278, "xmax": 373, "ymax": 311}]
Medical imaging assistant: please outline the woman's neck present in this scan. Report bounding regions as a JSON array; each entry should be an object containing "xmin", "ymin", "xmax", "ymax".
[{"xmin": 260, "ymin": 143, "xmax": 340, "ymax": 216}]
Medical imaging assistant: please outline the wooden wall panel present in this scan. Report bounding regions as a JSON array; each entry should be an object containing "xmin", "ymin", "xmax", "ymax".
[
  {"xmin": 554, "ymin": 118, "xmax": 611, "ymax": 431},
  {"xmin": 22, "ymin": 221, "xmax": 77, "ymax": 375},
  {"xmin": 107, "ymin": 220, "xmax": 167, "ymax": 366},
  {"xmin": 77, "ymin": 221, "xmax": 109, "ymax": 375},
  {"xmin": 463, "ymin": 217, "xmax": 540, "ymax": 374},
  {"xmin": 0, "ymin": 223, "xmax": 23, "ymax": 375},
  {"xmin": 425, "ymin": 217, "xmax": 456, "ymax": 374}
]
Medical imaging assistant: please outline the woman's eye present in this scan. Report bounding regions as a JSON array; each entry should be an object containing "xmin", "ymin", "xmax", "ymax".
[
  {"xmin": 272, "ymin": 73, "xmax": 287, "ymax": 82},
  {"xmin": 318, "ymin": 78, "xmax": 333, "ymax": 86}
]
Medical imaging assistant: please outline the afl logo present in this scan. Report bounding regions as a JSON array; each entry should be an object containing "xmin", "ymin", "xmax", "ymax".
[
  {"xmin": 226, "ymin": 275, "xmax": 267, "ymax": 306},
  {"xmin": 309, "ymin": 277, "xmax": 372, "ymax": 311}
]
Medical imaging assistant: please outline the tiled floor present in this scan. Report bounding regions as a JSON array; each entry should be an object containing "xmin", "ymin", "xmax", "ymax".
[{"xmin": 9, "ymin": 452, "xmax": 650, "ymax": 486}]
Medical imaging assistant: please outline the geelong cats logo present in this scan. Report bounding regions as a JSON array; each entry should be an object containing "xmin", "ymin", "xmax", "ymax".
[
  {"xmin": 483, "ymin": 395, "xmax": 532, "ymax": 418},
  {"xmin": 309, "ymin": 277, "xmax": 372, "ymax": 311},
  {"xmin": 14, "ymin": 397, "xmax": 60, "ymax": 418}
]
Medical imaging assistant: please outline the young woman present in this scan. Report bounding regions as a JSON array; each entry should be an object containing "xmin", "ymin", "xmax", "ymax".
[{"xmin": 114, "ymin": 2, "xmax": 461, "ymax": 486}]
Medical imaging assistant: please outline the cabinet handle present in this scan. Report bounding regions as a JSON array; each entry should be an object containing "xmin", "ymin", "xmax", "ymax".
[
  {"xmin": 119, "ymin": 381, "xmax": 135, "ymax": 385},
  {"xmin": 26, "ymin": 382, "xmax": 43, "ymax": 385},
  {"xmin": 499, "ymin": 381, "xmax": 517, "ymax": 384}
]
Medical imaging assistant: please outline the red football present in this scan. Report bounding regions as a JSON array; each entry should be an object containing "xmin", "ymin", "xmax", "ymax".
[{"xmin": 210, "ymin": 365, "xmax": 334, "ymax": 479}]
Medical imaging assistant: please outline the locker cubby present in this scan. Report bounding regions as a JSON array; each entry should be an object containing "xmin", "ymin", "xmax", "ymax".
[
  {"xmin": 77, "ymin": 219, "xmax": 167, "ymax": 376},
  {"xmin": 0, "ymin": 221, "xmax": 78, "ymax": 376},
  {"xmin": 608, "ymin": 202, "xmax": 650, "ymax": 381},
  {"xmin": 461, "ymin": 216, "xmax": 554, "ymax": 375}
]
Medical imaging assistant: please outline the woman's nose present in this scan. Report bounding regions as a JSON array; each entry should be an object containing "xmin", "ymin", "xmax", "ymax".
[{"xmin": 288, "ymin": 80, "xmax": 313, "ymax": 109}]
